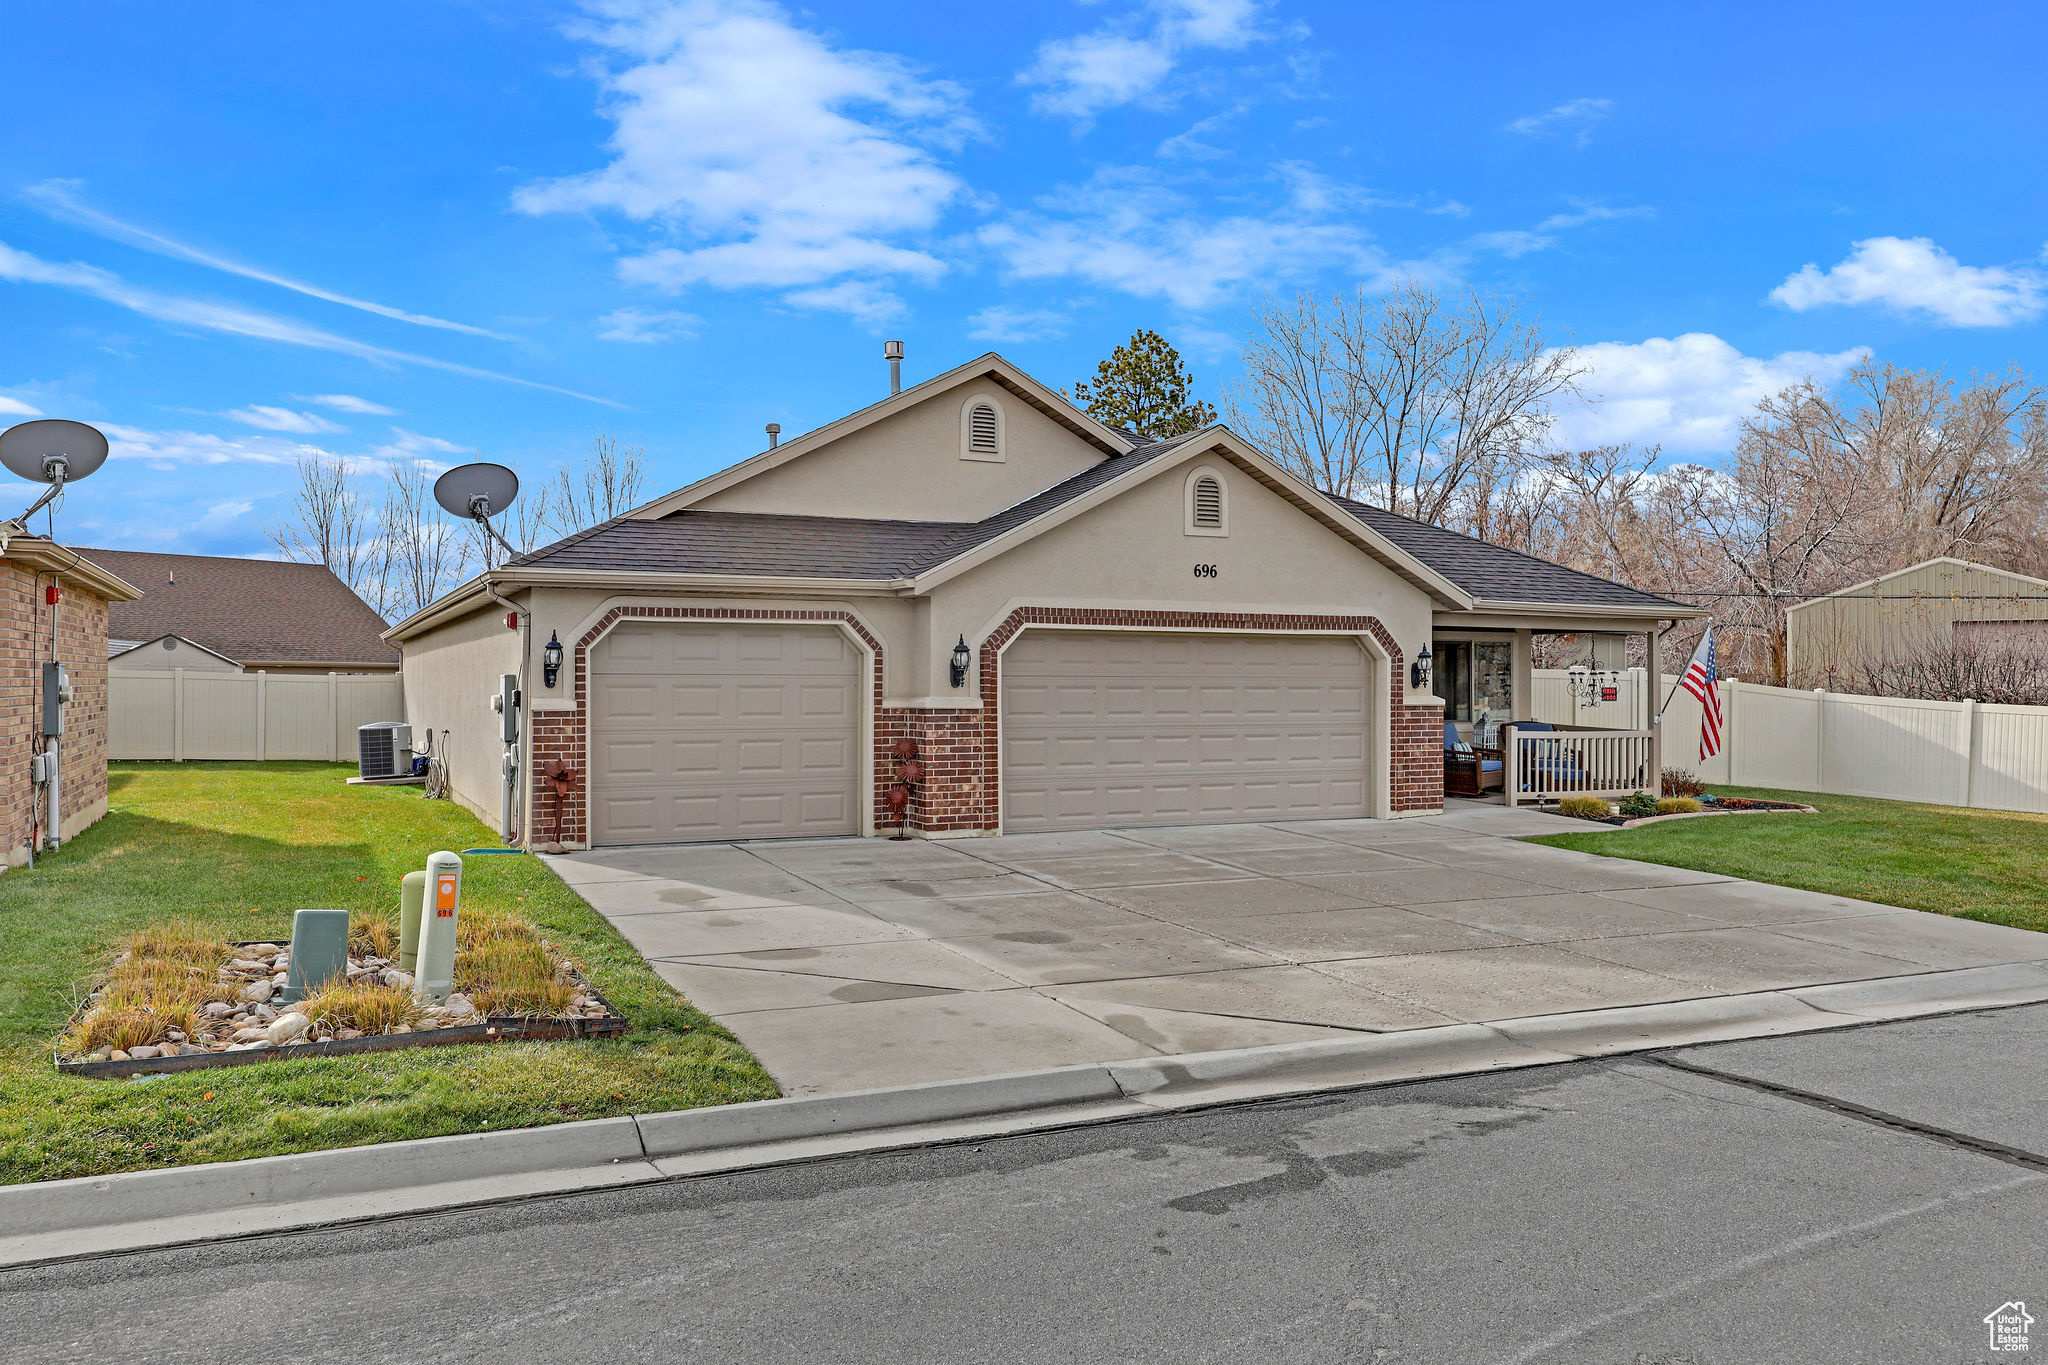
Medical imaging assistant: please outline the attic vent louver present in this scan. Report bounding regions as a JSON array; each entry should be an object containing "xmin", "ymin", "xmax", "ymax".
[
  {"xmin": 969, "ymin": 403, "xmax": 999, "ymax": 454},
  {"xmin": 1192, "ymin": 475, "xmax": 1223, "ymax": 527}
]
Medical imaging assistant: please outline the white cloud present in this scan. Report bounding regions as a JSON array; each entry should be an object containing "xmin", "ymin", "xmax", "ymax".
[
  {"xmin": 1537, "ymin": 199, "xmax": 1655, "ymax": 232},
  {"xmin": 515, "ymin": 0, "xmax": 972, "ymax": 320},
  {"xmin": 780, "ymin": 280, "xmax": 905, "ymax": 326},
  {"xmin": 24, "ymin": 180, "xmax": 510, "ymax": 340},
  {"xmin": 0, "ymin": 240, "xmax": 619, "ymax": 405},
  {"xmin": 597, "ymin": 306, "xmax": 702, "ymax": 342},
  {"xmin": 967, "ymin": 306, "xmax": 1070, "ymax": 343},
  {"xmin": 1023, "ymin": 0, "xmax": 1269, "ymax": 123},
  {"xmin": 982, "ymin": 166, "xmax": 1384, "ymax": 311},
  {"xmin": 0, "ymin": 395, "xmax": 44, "ymax": 417},
  {"xmin": 225, "ymin": 405, "xmax": 346, "ymax": 434},
  {"xmin": 1550, "ymin": 333, "xmax": 1868, "ymax": 453},
  {"xmin": 95, "ymin": 422, "xmax": 328, "ymax": 470},
  {"xmin": 1768, "ymin": 236, "xmax": 2048, "ymax": 327},
  {"xmin": 1506, "ymin": 97, "xmax": 1613, "ymax": 146},
  {"xmin": 197, "ymin": 499, "xmax": 255, "ymax": 532},
  {"xmin": 296, "ymin": 393, "xmax": 397, "ymax": 415}
]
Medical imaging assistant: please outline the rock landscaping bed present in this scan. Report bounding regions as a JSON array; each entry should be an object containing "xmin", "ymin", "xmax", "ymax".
[
  {"xmin": 1552, "ymin": 793, "xmax": 1816, "ymax": 828},
  {"xmin": 58, "ymin": 912, "xmax": 625, "ymax": 1078}
]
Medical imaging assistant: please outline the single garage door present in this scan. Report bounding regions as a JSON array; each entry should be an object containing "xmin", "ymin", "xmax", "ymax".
[
  {"xmin": 1001, "ymin": 630, "xmax": 1370, "ymax": 832},
  {"xmin": 588, "ymin": 622, "xmax": 862, "ymax": 845}
]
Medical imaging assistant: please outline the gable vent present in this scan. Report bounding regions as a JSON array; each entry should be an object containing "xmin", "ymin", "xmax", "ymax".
[
  {"xmin": 969, "ymin": 403, "xmax": 1000, "ymax": 454},
  {"xmin": 1192, "ymin": 475, "xmax": 1224, "ymax": 527}
]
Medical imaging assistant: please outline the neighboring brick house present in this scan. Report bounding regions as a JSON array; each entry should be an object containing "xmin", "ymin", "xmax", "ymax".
[
  {"xmin": 0, "ymin": 538, "xmax": 140, "ymax": 867},
  {"xmin": 386, "ymin": 351, "xmax": 1698, "ymax": 848},
  {"xmin": 75, "ymin": 549, "xmax": 398, "ymax": 675}
]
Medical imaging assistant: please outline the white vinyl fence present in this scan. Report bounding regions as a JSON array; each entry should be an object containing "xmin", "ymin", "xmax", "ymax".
[
  {"xmin": 1531, "ymin": 668, "xmax": 2048, "ymax": 814},
  {"xmin": 109, "ymin": 670, "xmax": 405, "ymax": 762}
]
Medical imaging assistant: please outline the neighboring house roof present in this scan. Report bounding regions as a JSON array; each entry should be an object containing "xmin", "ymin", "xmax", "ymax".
[
  {"xmin": 1332, "ymin": 498, "xmax": 1695, "ymax": 614},
  {"xmin": 109, "ymin": 633, "xmax": 241, "ymax": 667},
  {"xmin": 1783, "ymin": 555, "xmax": 2048, "ymax": 615},
  {"xmin": 74, "ymin": 548, "xmax": 399, "ymax": 668}
]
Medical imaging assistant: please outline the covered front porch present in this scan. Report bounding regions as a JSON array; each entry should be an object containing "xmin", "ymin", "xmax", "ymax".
[{"xmin": 1426, "ymin": 614, "xmax": 1685, "ymax": 808}]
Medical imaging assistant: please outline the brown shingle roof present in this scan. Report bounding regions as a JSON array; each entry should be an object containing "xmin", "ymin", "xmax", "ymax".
[{"xmin": 77, "ymin": 549, "xmax": 399, "ymax": 668}]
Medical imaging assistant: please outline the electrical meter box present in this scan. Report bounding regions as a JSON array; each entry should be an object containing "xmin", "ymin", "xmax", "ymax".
[{"xmin": 42, "ymin": 661, "xmax": 69, "ymax": 737}]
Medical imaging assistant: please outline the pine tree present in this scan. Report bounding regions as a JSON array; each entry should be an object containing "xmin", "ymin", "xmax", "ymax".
[{"xmin": 1070, "ymin": 329, "xmax": 1218, "ymax": 439}]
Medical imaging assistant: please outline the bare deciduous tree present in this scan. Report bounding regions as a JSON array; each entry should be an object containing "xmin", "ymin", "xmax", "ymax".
[
  {"xmin": 546, "ymin": 433, "xmax": 647, "ymax": 539},
  {"xmin": 380, "ymin": 460, "xmax": 474, "ymax": 623},
  {"xmin": 1228, "ymin": 279, "xmax": 1584, "ymax": 519},
  {"xmin": 270, "ymin": 454, "xmax": 383, "ymax": 612}
]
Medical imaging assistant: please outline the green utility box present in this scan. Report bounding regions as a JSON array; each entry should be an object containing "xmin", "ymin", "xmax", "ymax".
[
  {"xmin": 398, "ymin": 870, "xmax": 427, "ymax": 973},
  {"xmin": 277, "ymin": 908, "xmax": 350, "ymax": 1005}
]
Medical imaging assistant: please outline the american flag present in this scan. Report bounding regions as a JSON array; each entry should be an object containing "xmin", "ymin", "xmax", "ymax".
[{"xmin": 1679, "ymin": 628, "xmax": 1724, "ymax": 759}]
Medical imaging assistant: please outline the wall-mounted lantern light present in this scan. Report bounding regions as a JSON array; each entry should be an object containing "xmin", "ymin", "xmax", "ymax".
[
  {"xmin": 949, "ymin": 634, "xmax": 972, "ymax": 688},
  {"xmin": 1409, "ymin": 643, "xmax": 1432, "ymax": 691},
  {"xmin": 542, "ymin": 630, "xmax": 564, "ymax": 689}
]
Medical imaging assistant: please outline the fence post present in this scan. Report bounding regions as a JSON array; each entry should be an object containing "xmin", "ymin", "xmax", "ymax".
[
  {"xmin": 1726, "ymin": 681, "xmax": 1740, "ymax": 786},
  {"xmin": 327, "ymin": 671, "xmax": 340, "ymax": 762},
  {"xmin": 1504, "ymin": 726, "xmax": 1520, "ymax": 808},
  {"xmin": 1814, "ymin": 688, "xmax": 1828, "ymax": 793},
  {"xmin": 172, "ymin": 668, "xmax": 186, "ymax": 763},
  {"xmin": 255, "ymin": 671, "xmax": 267, "ymax": 762},
  {"xmin": 1961, "ymin": 698, "xmax": 1979, "ymax": 809}
]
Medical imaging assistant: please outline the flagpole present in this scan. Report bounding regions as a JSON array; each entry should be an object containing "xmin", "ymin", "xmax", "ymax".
[{"xmin": 1660, "ymin": 626, "xmax": 1709, "ymax": 720}]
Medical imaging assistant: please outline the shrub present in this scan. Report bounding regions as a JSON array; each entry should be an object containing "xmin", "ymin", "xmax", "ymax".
[
  {"xmin": 456, "ymin": 915, "xmax": 577, "ymax": 1016},
  {"xmin": 1657, "ymin": 797, "xmax": 1704, "ymax": 815},
  {"xmin": 1661, "ymin": 768, "xmax": 1707, "ymax": 798},
  {"xmin": 304, "ymin": 980, "xmax": 422, "ymax": 1035},
  {"xmin": 1618, "ymin": 791, "xmax": 1660, "ymax": 819},
  {"xmin": 1557, "ymin": 796, "xmax": 1614, "ymax": 820},
  {"xmin": 63, "ymin": 1001, "xmax": 198, "ymax": 1054}
]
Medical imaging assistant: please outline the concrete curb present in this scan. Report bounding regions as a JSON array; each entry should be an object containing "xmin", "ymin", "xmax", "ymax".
[{"xmin": 6, "ymin": 960, "xmax": 2045, "ymax": 1270}]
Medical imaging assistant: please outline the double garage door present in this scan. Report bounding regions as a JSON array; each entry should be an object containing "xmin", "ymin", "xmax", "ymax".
[
  {"xmin": 586, "ymin": 622, "xmax": 1370, "ymax": 845},
  {"xmin": 1002, "ymin": 630, "xmax": 1371, "ymax": 833}
]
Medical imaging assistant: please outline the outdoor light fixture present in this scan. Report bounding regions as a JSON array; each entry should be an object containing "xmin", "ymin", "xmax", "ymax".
[
  {"xmin": 542, "ymin": 630, "xmax": 564, "ymax": 688},
  {"xmin": 949, "ymin": 635, "xmax": 971, "ymax": 688},
  {"xmin": 1410, "ymin": 643, "xmax": 1433, "ymax": 690}
]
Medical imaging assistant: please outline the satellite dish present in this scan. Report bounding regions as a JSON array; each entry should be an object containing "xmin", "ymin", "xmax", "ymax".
[
  {"xmin": 0, "ymin": 419, "xmax": 110, "ymax": 485},
  {"xmin": 0, "ymin": 419, "xmax": 111, "ymax": 548},
  {"xmin": 434, "ymin": 462, "xmax": 519, "ymax": 522},
  {"xmin": 434, "ymin": 462, "xmax": 521, "ymax": 565}
]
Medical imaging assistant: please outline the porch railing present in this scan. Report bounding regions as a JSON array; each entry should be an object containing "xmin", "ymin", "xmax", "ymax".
[{"xmin": 1502, "ymin": 725, "xmax": 1657, "ymax": 807}]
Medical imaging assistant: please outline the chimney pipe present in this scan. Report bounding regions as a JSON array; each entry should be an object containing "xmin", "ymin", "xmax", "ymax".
[
  {"xmin": 884, "ymin": 339, "xmax": 904, "ymax": 396},
  {"xmin": 765, "ymin": 422, "xmax": 781, "ymax": 449}
]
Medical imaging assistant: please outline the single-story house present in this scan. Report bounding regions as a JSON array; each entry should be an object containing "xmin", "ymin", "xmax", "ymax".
[
  {"xmin": 386, "ymin": 353, "xmax": 1701, "ymax": 848},
  {"xmin": 0, "ymin": 536, "xmax": 140, "ymax": 866},
  {"xmin": 78, "ymin": 549, "xmax": 399, "ymax": 675},
  {"xmin": 1787, "ymin": 556, "xmax": 2048, "ymax": 680}
]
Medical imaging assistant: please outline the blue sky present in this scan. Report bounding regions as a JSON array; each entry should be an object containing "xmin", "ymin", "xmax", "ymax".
[{"xmin": 4, "ymin": 0, "xmax": 2045, "ymax": 558}]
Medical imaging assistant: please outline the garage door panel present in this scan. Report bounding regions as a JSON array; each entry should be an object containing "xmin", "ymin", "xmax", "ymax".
[
  {"xmin": 589, "ymin": 624, "xmax": 861, "ymax": 845},
  {"xmin": 1003, "ymin": 631, "xmax": 1369, "ymax": 833}
]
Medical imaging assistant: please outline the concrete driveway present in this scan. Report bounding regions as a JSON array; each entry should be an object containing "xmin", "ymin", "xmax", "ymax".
[{"xmin": 545, "ymin": 805, "xmax": 2048, "ymax": 1096}]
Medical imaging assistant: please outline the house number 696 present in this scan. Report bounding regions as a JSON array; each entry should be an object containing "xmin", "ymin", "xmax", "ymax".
[{"xmin": 1192, "ymin": 564, "xmax": 1218, "ymax": 578}]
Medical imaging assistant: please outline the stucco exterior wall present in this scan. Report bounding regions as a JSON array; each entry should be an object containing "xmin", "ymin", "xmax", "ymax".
[
  {"xmin": 691, "ymin": 379, "xmax": 1104, "ymax": 523},
  {"xmin": 926, "ymin": 456, "xmax": 1438, "ymax": 700},
  {"xmin": 1787, "ymin": 559, "xmax": 2048, "ymax": 680},
  {"xmin": 398, "ymin": 600, "xmax": 523, "ymax": 831},
  {"xmin": 1, "ymin": 561, "xmax": 113, "ymax": 867}
]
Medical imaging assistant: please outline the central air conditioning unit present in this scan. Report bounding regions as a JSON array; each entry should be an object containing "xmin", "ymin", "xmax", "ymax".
[{"xmin": 358, "ymin": 722, "xmax": 415, "ymax": 780}]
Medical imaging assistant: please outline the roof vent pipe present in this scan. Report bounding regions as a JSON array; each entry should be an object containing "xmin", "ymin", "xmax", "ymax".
[
  {"xmin": 765, "ymin": 422, "xmax": 781, "ymax": 449},
  {"xmin": 884, "ymin": 339, "xmax": 904, "ymax": 396}
]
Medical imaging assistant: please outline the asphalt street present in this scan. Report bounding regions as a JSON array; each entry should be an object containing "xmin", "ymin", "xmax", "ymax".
[{"xmin": 7, "ymin": 1004, "xmax": 2045, "ymax": 1365}]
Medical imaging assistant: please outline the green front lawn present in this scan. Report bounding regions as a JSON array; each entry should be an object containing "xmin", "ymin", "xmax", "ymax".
[
  {"xmin": 1530, "ymin": 785, "xmax": 2048, "ymax": 934},
  {"xmin": 0, "ymin": 762, "xmax": 778, "ymax": 1186}
]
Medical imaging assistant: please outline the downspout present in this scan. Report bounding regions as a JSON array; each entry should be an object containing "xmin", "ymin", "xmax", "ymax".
[{"xmin": 482, "ymin": 573, "xmax": 529, "ymax": 846}]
